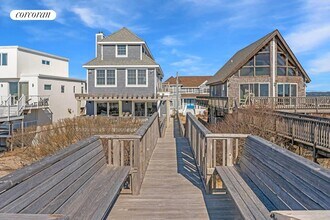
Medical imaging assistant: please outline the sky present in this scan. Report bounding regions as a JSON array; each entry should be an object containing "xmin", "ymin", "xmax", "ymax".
[{"xmin": 0, "ymin": 0, "xmax": 330, "ymax": 91}]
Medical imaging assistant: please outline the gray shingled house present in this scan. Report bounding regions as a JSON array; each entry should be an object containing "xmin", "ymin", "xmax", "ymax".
[
  {"xmin": 206, "ymin": 29, "xmax": 311, "ymax": 119},
  {"xmin": 78, "ymin": 27, "xmax": 163, "ymax": 117}
]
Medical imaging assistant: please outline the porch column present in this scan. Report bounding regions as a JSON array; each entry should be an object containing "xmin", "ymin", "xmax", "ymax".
[
  {"xmin": 132, "ymin": 101, "xmax": 135, "ymax": 117},
  {"xmin": 76, "ymin": 100, "xmax": 81, "ymax": 116},
  {"xmin": 144, "ymin": 102, "xmax": 148, "ymax": 117},
  {"xmin": 118, "ymin": 100, "xmax": 123, "ymax": 117}
]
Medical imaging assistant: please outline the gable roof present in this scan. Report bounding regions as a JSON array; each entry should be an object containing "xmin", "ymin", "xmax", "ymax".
[
  {"xmin": 207, "ymin": 29, "xmax": 311, "ymax": 85},
  {"xmin": 99, "ymin": 27, "xmax": 144, "ymax": 43},
  {"xmin": 164, "ymin": 76, "xmax": 211, "ymax": 87}
]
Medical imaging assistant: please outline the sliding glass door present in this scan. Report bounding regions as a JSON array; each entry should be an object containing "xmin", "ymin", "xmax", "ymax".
[{"xmin": 239, "ymin": 83, "xmax": 269, "ymax": 104}]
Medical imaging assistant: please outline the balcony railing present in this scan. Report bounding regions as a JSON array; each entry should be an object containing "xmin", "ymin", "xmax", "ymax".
[{"xmin": 251, "ymin": 96, "xmax": 330, "ymax": 112}]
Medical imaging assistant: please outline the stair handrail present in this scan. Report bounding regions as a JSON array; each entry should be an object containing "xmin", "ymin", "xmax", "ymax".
[
  {"xmin": 6, "ymin": 95, "xmax": 11, "ymax": 120},
  {"xmin": 17, "ymin": 94, "xmax": 26, "ymax": 116}
]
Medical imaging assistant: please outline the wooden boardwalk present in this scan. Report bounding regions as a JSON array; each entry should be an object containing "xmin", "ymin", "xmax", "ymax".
[{"xmin": 108, "ymin": 118, "xmax": 241, "ymax": 219}]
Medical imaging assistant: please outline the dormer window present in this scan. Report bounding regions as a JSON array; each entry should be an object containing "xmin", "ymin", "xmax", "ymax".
[{"xmin": 116, "ymin": 45, "xmax": 127, "ymax": 57}]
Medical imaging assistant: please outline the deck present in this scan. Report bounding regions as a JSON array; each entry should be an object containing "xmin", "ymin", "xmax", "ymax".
[{"xmin": 108, "ymin": 118, "xmax": 241, "ymax": 219}]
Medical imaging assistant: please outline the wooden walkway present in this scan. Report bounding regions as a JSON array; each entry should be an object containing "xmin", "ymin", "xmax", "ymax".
[{"xmin": 108, "ymin": 118, "xmax": 241, "ymax": 219}]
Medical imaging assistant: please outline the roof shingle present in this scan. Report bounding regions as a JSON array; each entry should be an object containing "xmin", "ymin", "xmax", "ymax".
[
  {"xmin": 207, "ymin": 29, "xmax": 311, "ymax": 85},
  {"xmin": 99, "ymin": 27, "xmax": 144, "ymax": 43},
  {"xmin": 164, "ymin": 76, "xmax": 211, "ymax": 87},
  {"xmin": 83, "ymin": 53, "xmax": 158, "ymax": 66}
]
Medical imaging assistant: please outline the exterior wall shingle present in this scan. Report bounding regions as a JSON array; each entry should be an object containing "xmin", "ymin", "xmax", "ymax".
[
  {"xmin": 103, "ymin": 45, "xmax": 141, "ymax": 60},
  {"xmin": 88, "ymin": 68, "xmax": 155, "ymax": 96}
]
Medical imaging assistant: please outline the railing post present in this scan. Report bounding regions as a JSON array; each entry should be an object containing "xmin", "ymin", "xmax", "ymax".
[
  {"xmin": 206, "ymin": 137, "xmax": 213, "ymax": 194},
  {"xmin": 226, "ymin": 138, "xmax": 233, "ymax": 166},
  {"xmin": 132, "ymin": 138, "xmax": 141, "ymax": 195},
  {"xmin": 312, "ymin": 123, "xmax": 318, "ymax": 163}
]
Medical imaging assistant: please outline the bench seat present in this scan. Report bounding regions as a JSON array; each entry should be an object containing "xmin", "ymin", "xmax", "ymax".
[
  {"xmin": 216, "ymin": 166, "xmax": 270, "ymax": 220},
  {"xmin": 216, "ymin": 135, "xmax": 330, "ymax": 219},
  {"xmin": 0, "ymin": 136, "xmax": 130, "ymax": 220}
]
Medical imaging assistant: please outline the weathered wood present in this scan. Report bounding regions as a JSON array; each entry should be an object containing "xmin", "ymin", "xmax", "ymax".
[
  {"xmin": 0, "ymin": 136, "xmax": 99, "ymax": 192},
  {"xmin": 1, "ymin": 145, "xmax": 104, "ymax": 213},
  {"xmin": 0, "ymin": 139, "xmax": 102, "ymax": 210},
  {"xmin": 0, "ymin": 133, "xmax": 130, "ymax": 220},
  {"xmin": 69, "ymin": 167, "xmax": 130, "ymax": 220},
  {"xmin": 0, "ymin": 213, "xmax": 68, "ymax": 220},
  {"xmin": 238, "ymin": 136, "xmax": 330, "ymax": 212},
  {"xmin": 39, "ymin": 161, "xmax": 106, "ymax": 214},
  {"xmin": 22, "ymin": 152, "xmax": 106, "ymax": 214},
  {"xmin": 216, "ymin": 166, "xmax": 270, "ymax": 219},
  {"xmin": 109, "ymin": 118, "xmax": 242, "ymax": 219},
  {"xmin": 244, "ymin": 142, "xmax": 330, "ymax": 209},
  {"xmin": 270, "ymin": 210, "xmax": 330, "ymax": 220}
]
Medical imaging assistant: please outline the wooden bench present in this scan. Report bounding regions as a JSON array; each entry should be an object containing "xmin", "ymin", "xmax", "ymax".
[
  {"xmin": 0, "ymin": 136, "xmax": 130, "ymax": 220},
  {"xmin": 216, "ymin": 135, "xmax": 330, "ymax": 219}
]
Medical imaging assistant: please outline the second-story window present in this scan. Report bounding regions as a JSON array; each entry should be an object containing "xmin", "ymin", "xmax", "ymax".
[
  {"xmin": 0, "ymin": 53, "xmax": 8, "ymax": 66},
  {"xmin": 96, "ymin": 69, "xmax": 116, "ymax": 86},
  {"xmin": 127, "ymin": 69, "xmax": 147, "ymax": 86},
  {"xmin": 96, "ymin": 70, "xmax": 106, "ymax": 85},
  {"xmin": 42, "ymin": 59, "xmax": 50, "ymax": 65},
  {"xmin": 116, "ymin": 45, "xmax": 127, "ymax": 57},
  {"xmin": 44, "ymin": 84, "xmax": 52, "ymax": 90}
]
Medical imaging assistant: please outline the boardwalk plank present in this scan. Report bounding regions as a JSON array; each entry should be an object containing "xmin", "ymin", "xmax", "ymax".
[{"xmin": 108, "ymin": 118, "xmax": 242, "ymax": 219}]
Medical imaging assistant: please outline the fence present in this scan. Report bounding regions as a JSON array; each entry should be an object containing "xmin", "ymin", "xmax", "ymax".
[
  {"xmin": 98, "ymin": 112, "xmax": 166, "ymax": 195},
  {"xmin": 185, "ymin": 112, "xmax": 248, "ymax": 193},
  {"xmin": 251, "ymin": 96, "xmax": 330, "ymax": 113}
]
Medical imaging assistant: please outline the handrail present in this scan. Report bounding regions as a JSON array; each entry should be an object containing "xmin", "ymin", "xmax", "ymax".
[
  {"xmin": 237, "ymin": 109, "xmax": 330, "ymax": 156},
  {"xmin": 97, "ymin": 112, "xmax": 160, "ymax": 195},
  {"xmin": 185, "ymin": 112, "xmax": 248, "ymax": 193},
  {"xmin": 251, "ymin": 96, "xmax": 330, "ymax": 112},
  {"xmin": 17, "ymin": 95, "xmax": 26, "ymax": 115}
]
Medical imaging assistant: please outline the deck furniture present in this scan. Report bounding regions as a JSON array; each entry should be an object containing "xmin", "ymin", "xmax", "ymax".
[
  {"xmin": 216, "ymin": 135, "xmax": 330, "ymax": 219},
  {"xmin": 0, "ymin": 136, "xmax": 130, "ymax": 220}
]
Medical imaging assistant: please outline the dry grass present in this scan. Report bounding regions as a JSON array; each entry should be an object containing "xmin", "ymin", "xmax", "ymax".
[
  {"xmin": 207, "ymin": 107, "xmax": 329, "ymax": 168},
  {"xmin": 208, "ymin": 107, "xmax": 289, "ymax": 146},
  {"xmin": 2, "ymin": 116, "xmax": 144, "ymax": 168}
]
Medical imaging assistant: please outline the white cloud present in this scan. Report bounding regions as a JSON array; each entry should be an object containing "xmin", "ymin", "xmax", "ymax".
[
  {"xmin": 285, "ymin": 0, "xmax": 330, "ymax": 53},
  {"xmin": 71, "ymin": 7, "xmax": 122, "ymax": 29},
  {"xmin": 166, "ymin": 49, "xmax": 214, "ymax": 75},
  {"xmin": 308, "ymin": 52, "xmax": 330, "ymax": 74},
  {"xmin": 160, "ymin": 36, "xmax": 183, "ymax": 46},
  {"xmin": 171, "ymin": 55, "xmax": 201, "ymax": 67},
  {"xmin": 39, "ymin": 0, "xmax": 146, "ymax": 32}
]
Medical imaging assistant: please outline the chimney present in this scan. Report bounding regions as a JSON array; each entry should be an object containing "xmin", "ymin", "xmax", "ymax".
[{"xmin": 95, "ymin": 32, "xmax": 104, "ymax": 58}]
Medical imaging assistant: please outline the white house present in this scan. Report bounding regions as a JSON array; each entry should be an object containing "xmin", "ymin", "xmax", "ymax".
[{"xmin": 0, "ymin": 46, "xmax": 85, "ymax": 125}]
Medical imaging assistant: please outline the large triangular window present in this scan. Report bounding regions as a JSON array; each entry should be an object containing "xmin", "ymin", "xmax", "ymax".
[
  {"xmin": 276, "ymin": 40, "xmax": 299, "ymax": 76},
  {"xmin": 240, "ymin": 43, "xmax": 270, "ymax": 77}
]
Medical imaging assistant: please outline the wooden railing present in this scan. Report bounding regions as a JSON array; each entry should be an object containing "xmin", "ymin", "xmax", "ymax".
[
  {"xmin": 239, "ymin": 110, "xmax": 330, "ymax": 158},
  {"xmin": 98, "ymin": 112, "xmax": 162, "ymax": 195},
  {"xmin": 210, "ymin": 97, "xmax": 236, "ymax": 113},
  {"xmin": 251, "ymin": 96, "xmax": 330, "ymax": 113},
  {"xmin": 274, "ymin": 112, "xmax": 330, "ymax": 155},
  {"xmin": 185, "ymin": 112, "xmax": 248, "ymax": 193}
]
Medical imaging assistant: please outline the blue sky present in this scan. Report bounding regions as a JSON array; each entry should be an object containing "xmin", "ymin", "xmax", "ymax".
[{"xmin": 0, "ymin": 0, "xmax": 330, "ymax": 91}]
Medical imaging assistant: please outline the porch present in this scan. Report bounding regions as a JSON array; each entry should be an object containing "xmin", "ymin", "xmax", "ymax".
[{"xmin": 75, "ymin": 94, "xmax": 169, "ymax": 118}]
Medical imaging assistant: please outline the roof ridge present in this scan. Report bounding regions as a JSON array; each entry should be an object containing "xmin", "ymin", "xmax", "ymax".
[{"xmin": 101, "ymin": 27, "xmax": 144, "ymax": 42}]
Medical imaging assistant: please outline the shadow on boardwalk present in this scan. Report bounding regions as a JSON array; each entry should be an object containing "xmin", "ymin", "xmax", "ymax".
[{"xmin": 173, "ymin": 117, "xmax": 242, "ymax": 220}]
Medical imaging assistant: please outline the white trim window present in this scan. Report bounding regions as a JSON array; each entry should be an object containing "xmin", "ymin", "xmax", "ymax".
[
  {"xmin": 126, "ymin": 69, "xmax": 147, "ymax": 87},
  {"xmin": 42, "ymin": 59, "xmax": 50, "ymax": 65},
  {"xmin": 95, "ymin": 69, "xmax": 117, "ymax": 87},
  {"xmin": 277, "ymin": 83, "xmax": 297, "ymax": 97},
  {"xmin": 0, "ymin": 53, "xmax": 8, "ymax": 66},
  {"xmin": 116, "ymin": 45, "xmax": 127, "ymax": 57}
]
